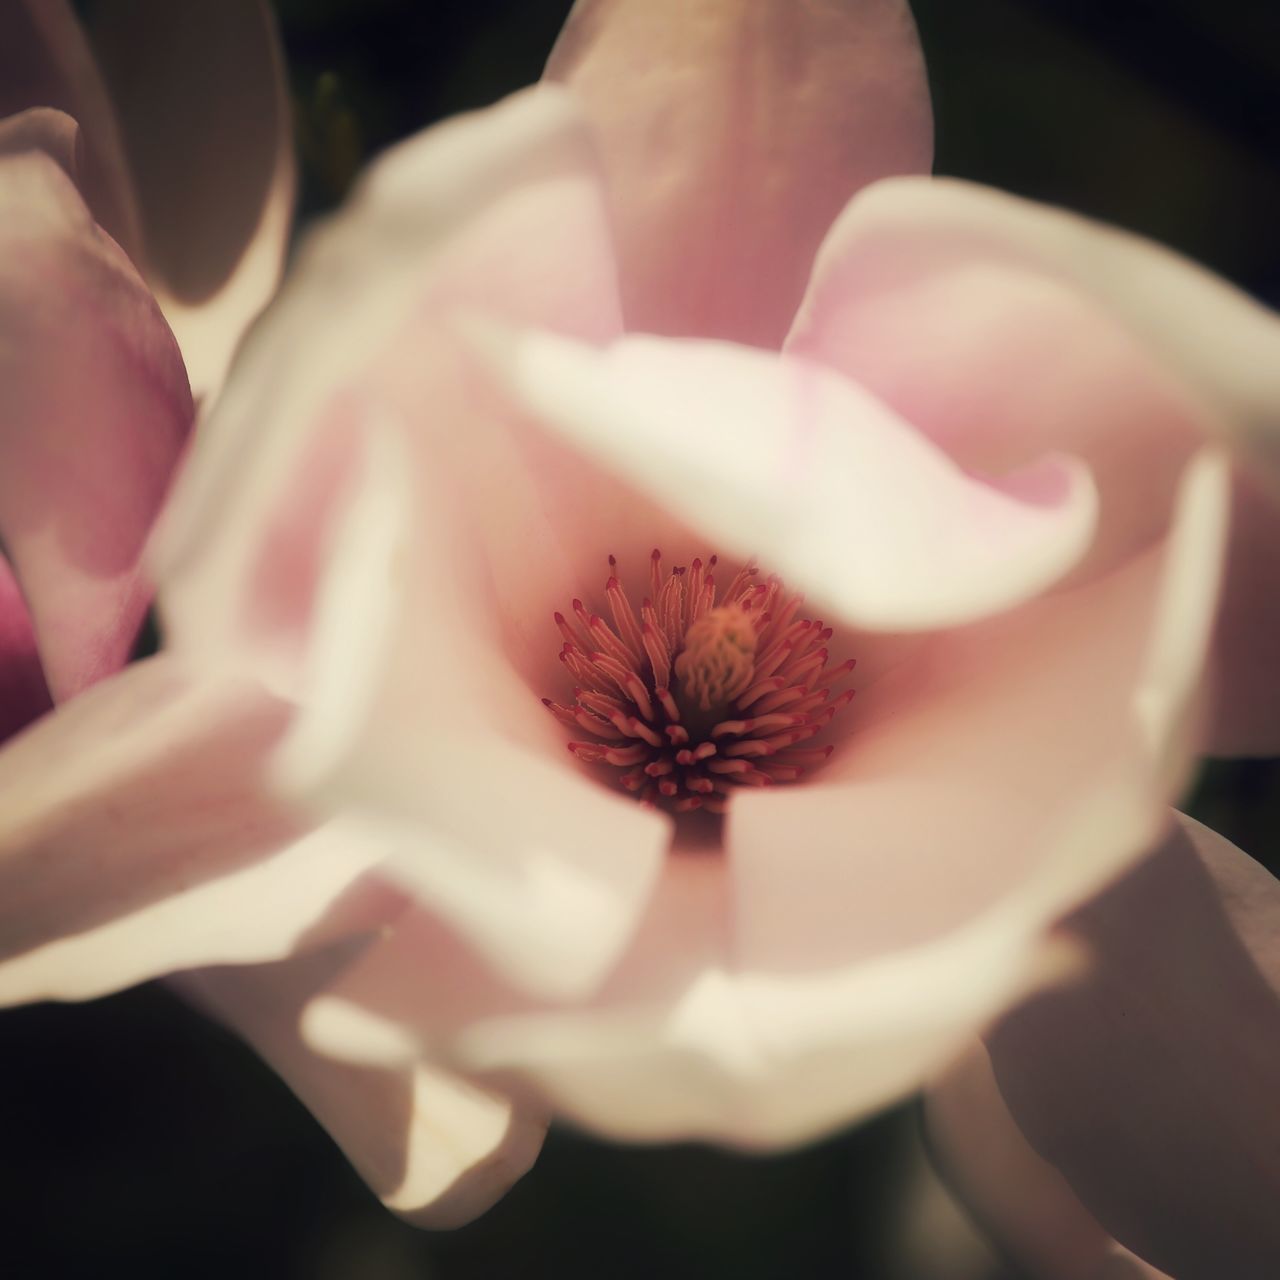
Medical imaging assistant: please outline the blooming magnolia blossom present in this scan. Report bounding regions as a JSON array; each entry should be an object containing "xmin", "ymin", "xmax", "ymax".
[{"xmin": 2, "ymin": 0, "xmax": 1279, "ymax": 1269}]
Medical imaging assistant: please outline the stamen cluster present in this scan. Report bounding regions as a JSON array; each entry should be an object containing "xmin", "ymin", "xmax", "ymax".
[{"xmin": 543, "ymin": 550, "xmax": 856, "ymax": 814}]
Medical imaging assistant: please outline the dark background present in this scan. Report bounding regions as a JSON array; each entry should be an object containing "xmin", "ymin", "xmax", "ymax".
[{"xmin": 4, "ymin": 2, "xmax": 1278, "ymax": 1277}]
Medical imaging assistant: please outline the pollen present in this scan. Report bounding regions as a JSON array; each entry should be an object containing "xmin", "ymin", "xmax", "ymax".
[
  {"xmin": 542, "ymin": 550, "xmax": 856, "ymax": 815},
  {"xmin": 675, "ymin": 603, "xmax": 757, "ymax": 711}
]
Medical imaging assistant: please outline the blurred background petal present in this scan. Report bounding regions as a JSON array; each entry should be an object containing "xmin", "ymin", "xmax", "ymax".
[{"xmin": 80, "ymin": 0, "xmax": 296, "ymax": 401}]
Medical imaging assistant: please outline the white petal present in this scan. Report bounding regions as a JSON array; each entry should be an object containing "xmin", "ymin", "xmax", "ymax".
[
  {"xmin": 186, "ymin": 955, "xmax": 546, "ymax": 1228},
  {"xmin": 825, "ymin": 177, "xmax": 1280, "ymax": 489},
  {"xmin": 0, "ymin": 820, "xmax": 388, "ymax": 1004},
  {"xmin": 479, "ymin": 329, "xmax": 1098, "ymax": 631}
]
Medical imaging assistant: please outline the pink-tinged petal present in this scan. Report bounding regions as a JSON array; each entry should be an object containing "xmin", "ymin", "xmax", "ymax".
[
  {"xmin": 304, "ymin": 512, "xmax": 1220, "ymax": 1153},
  {"xmin": 182, "ymin": 951, "xmax": 547, "ymax": 1228},
  {"xmin": 82, "ymin": 0, "xmax": 295, "ymax": 401},
  {"xmin": 0, "ymin": 150, "xmax": 191, "ymax": 701},
  {"xmin": 728, "ymin": 450, "xmax": 1228, "ymax": 974},
  {"xmin": 0, "ymin": 655, "xmax": 384, "ymax": 1005},
  {"xmin": 484, "ymin": 329, "xmax": 1098, "ymax": 632},
  {"xmin": 0, "ymin": 0, "xmax": 141, "ymax": 258},
  {"xmin": 155, "ymin": 89, "xmax": 671, "ymax": 1000},
  {"xmin": 977, "ymin": 814, "xmax": 1280, "ymax": 1278},
  {"xmin": 156, "ymin": 85, "xmax": 620, "ymax": 670},
  {"xmin": 545, "ymin": 0, "xmax": 931, "ymax": 345},
  {"xmin": 786, "ymin": 182, "xmax": 1217, "ymax": 582},
  {"xmin": 0, "ymin": 120, "xmax": 64, "ymax": 735},
  {"xmin": 925, "ymin": 1044, "xmax": 1174, "ymax": 1280},
  {"xmin": 268, "ymin": 409, "xmax": 669, "ymax": 1001},
  {"xmin": 791, "ymin": 177, "xmax": 1280, "ymax": 491},
  {"xmin": 0, "ymin": 559, "xmax": 51, "ymax": 745},
  {"xmin": 792, "ymin": 178, "xmax": 1280, "ymax": 755},
  {"xmin": 1206, "ymin": 469, "xmax": 1280, "ymax": 754},
  {"xmin": 303, "ymin": 855, "xmax": 1072, "ymax": 1147},
  {"xmin": 0, "ymin": 820, "xmax": 395, "ymax": 1007}
]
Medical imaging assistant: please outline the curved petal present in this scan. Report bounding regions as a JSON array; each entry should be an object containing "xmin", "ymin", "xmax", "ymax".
[
  {"xmin": 787, "ymin": 176, "xmax": 1280, "ymax": 753},
  {"xmin": 925, "ymin": 1044, "xmax": 1174, "ymax": 1280},
  {"xmin": 545, "ymin": 0, "xmax": 932, "ymax": 345},
  {"xmin": 482, "ymin": 329, "xmax": 1098, "ymax": 632},
  {"xmin": 155, "ymin": 88, "xmax": 673, "ymax": 1001},
  {"xmin": 82, "ymin": 0, "xmax": 295, "ymax": 401},
  {"xmin": 0, "ymin": 150, "xmax": 191, "ymax": 700},
  {"xmin": 790, "ymin": 177, "xmax": 1280, "ymax": 489},
  {"xmin": 0, "ymin": 654, "xmax": 382, "ymax": 1005},
  {"xmin": 299, "ymin": 453, "xmax": 1228, "ymax": 1147},
  {"xmin": 980, "ymin": 814, "xmax": 1280, "ymax": 1278},
  {"xmin": 729, "ymin": 448, "xmax": 1227, "ymax": 976},
  {"xmin": 0, "ymin": 820, "xmax": 394, "ymax": 1007},
  {"xmin": 268, "ymin": 405, "xmax": 670, "ymax": 1001},
  {"xmin": 155, "ymin": 85, "xmax": 620, "ymax": 669},
  {"xmin": 785, "ymin": 186, "xmax": 1211, "ymax": 583},
  {"xmin": 303, "ymin": 853, "xmax": 1072, "ymax": 1148},
  {"xmin": 0, "ymin": 0, "xmax": 140, "ymax": 258},
  {"xmin": 181, "ymin": 951, "xmax": 547, "ymax": 1228}
]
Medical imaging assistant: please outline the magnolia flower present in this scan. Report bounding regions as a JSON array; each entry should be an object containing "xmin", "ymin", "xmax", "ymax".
[
  {"xmin": 3, "ymin": 0, "xmax": 1279, "ymax": 1268},
  {"xmin": 0, "ymin": 0, "xmax": 292, "ymax": 742}
]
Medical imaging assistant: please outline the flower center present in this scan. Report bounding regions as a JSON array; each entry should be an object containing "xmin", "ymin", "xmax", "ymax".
[
  {"xmin": 543, "ymin": 550, "xmax": 856, "ymax": 814},
  {"xmin": 675, "ymin": 603, "xmax": 757, "ymax": 713}
]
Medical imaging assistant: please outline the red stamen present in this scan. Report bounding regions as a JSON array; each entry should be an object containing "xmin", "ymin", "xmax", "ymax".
[
  {"xmin": 589, "ymin": 613, "xmax": 640, "ymax": 673},
  {"xmin": 548, "ymin": 552, "xmax": 855, "ymax": 814},
  {"xmin": 655, "ymin": 687, "xmax": 681, "ymax": 721},
  {"xmin": 642, "ymin": 620, "xmax": 671, "ymax": 689},
  {"xmin": 737, "ymin": 675, "xmax": 788, "ymax": 709},
  {"xmin": 606, "ymin": 576, "xmax": 646, "ymax": 664},
  {"xmin": 750, "ymin": 684, "xmax": 810, "ymax": 716}
]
